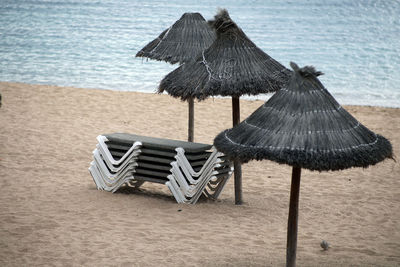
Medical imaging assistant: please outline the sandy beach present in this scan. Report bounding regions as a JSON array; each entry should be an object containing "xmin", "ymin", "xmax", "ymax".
[{"xmin": 0, "ymin": 81, "xmax": 399, "ymax": 266}]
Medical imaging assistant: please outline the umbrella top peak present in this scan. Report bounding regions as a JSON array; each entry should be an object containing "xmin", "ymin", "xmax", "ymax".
[
  {"xmin": 208, "ymin": 9, "xmax": 237, "ymax": 36},
  {"xmin": 286, "ymin": 62, "xmax": 326, "ymax": 95},
  {"xmin": 290, "ymin": 62, "xmax": 323, "ymax": 78},
  {"xmin": 180, "ymin": 12, "xmax": 204, "ymax": 19}
]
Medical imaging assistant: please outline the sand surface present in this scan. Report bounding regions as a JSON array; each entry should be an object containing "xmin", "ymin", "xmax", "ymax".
[{"xmin": 0, "ymin": 82, "xmax": 399, "ymax": 266}]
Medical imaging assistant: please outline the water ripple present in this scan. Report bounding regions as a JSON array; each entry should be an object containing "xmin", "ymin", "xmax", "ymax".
[{"xmin": 0, "ymin": 0, "xmax": 399, "ymax": 107}]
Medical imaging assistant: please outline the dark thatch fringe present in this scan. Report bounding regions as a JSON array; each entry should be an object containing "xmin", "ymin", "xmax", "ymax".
[
  {"xmin": 213, "ymin": 62, "xmax": 393, "ymax": 171},
  {"xmin": 136, "ymin": 12, "xmax": 216, "ymax": 65},
  {"xmin": 159, "ymin": 9, "xmax": 291, "ymax": 101}
]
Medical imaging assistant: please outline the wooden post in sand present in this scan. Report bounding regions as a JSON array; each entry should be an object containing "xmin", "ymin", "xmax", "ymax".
[
  {"xmin": 232, "ymin": 96, "xmax": 242, "ymax": 205},
  {"xmin": 188, "ymin": 97, "xmax": 194, "ymax": 142},
  {"xmin": 286, "ymin": 166, "xmax": 302, "ymax": 267}
]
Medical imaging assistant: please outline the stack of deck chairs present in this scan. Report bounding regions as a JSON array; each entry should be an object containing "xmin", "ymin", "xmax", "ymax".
[{"xmin": 89, "ymin": 133, "xmax": 233, "ymax": 204}]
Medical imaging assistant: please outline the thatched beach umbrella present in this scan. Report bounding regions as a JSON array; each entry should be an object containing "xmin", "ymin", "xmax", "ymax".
[
  {"xmin": 136, "ymin": 12, "xmax": 215, "ymax": 142},
  {"xmin": 214, "ymin": 62, "xmax": 393, "ymax": 266},
  {"xmin": 159, "ymin": 9, "xmax": 291, "ymax": 204}
]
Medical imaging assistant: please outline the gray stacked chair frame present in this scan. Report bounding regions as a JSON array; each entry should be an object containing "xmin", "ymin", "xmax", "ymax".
[{"xmin": 89, "ymin": 133, "xmax": 233, "ymax": 204}]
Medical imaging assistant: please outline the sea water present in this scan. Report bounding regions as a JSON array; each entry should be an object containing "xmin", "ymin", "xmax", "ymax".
[{"xmin": 0, "ymin": 0, "xmax": 399, "ymax": 107}]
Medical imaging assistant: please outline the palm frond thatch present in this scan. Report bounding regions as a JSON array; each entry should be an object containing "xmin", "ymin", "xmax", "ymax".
[
  {"xmin": 136, "ymin": 12, "xmax": 216, "ymax": 65},
  {"xmin": 214, "ymin": 62, "xmax": 393, "ymax": 171},
  {"xmin": 159, "ymin": 9, "xmax": 291, "ymax": 101}
]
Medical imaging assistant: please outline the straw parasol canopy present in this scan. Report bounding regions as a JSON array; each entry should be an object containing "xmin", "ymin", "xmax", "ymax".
[
  {"xmin": 136, "ymin": 12, "xmax": 216, "ymax": 143},
  {"xmin": 159, "ymin": 9, "xmax": 291, "ymax": 100},
  {"xmin": 136, "ymin": 12, "xmax": 216, "ymax": 65},
  {"xmin": 214, "ymin": 62, "xmax": 393, "ymax": 267},
  {"xmin": 159, "ymin": 9, "xmax": 291, "ymax": 204},
  {"xmin": 214, "ymin": 62, "xmax": 393, "ymax": 171}
]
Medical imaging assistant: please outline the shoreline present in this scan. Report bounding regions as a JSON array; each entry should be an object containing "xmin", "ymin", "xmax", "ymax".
[
  {"xmin": 0, "ymin": 81, "xmax": 399, "ymax": 266},
  {"xmin": 2, "ymin": 81, "xmax": 399, "ymax": 109}
]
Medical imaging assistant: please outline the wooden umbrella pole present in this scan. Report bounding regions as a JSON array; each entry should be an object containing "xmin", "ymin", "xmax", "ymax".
[
  {"xmin": 286, "ymin": 166, "xmax": 302, "ymax": 267},
  {"xmin": 188, "ymin": 97, "xmax": 194, "ymax": 142},
  {"xmin": 232, "ymin": 96, "xmax": 242, "ymax": 205}
]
